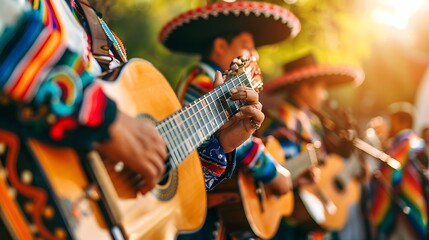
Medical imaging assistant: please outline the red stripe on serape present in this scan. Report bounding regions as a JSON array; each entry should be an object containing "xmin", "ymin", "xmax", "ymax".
[
  {"xmin": 389, "ymin": 141, "xmax": 409, "ymax": 165},
  {"xmin": 201, "ymin": 159, "xmax": 226, "ymax": 176},
  {"xmin": 195, "ymin": 78, "xmax": 214, "ymax": 92},
  {"xmin": 14, "ymin": 0, "xmax": 64, "ymax": 98},
  {"xmin": 370, "ymin": 182, "xmax": 391, "ymax": 224},
  {"xmin": 46, "ymin": 0, "xmax": 62, "ymax": 32},
  {"xmin": 80, "ymin": 83, "xmax": 106, "ymax": 127},
  {"xmin": 241, "ymin": 143, "xmax": 259, "ymax": 167},
  {"xmin": 8, "ymin": 31, "xmax": 51, "ymax": 98}
]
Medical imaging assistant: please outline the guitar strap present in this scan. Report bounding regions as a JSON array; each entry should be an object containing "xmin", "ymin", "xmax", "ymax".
[{"xmin": 76, "ymin": 0, "xmax": 112, "ymax": 70}]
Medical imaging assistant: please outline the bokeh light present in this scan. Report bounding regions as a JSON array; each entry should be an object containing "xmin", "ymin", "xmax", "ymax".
[{"xmin": 372, "ymin": 0, "xmax": 423, "ymax": 29}]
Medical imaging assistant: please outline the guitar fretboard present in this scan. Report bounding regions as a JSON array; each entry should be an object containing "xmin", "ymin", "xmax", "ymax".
[{"xmin": 156, "ymin": 72, "xmax": 252, "ymax": 171}]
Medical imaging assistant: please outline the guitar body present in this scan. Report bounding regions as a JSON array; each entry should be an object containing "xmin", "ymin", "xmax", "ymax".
[
  {"xmin": 0, "ymin": 129, "xmax": 111, "ymax": 240},
  {"xmin": 0, "ymin": 59, "xmax": 206, "ymax": 239},
  {"xmin": 213, "ymin": 137, "xmax": 293, "ymax": 239},
  {"xmin": 292, "ymin": 154, "xmax": 361, "ymax": 231},
  {"xmin": 97, "ymin": 59, "xmax": 206, "ymax": 239}
]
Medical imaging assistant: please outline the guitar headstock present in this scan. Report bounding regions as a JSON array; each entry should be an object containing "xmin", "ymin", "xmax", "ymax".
[{"xmin": 223, "ymin": 56, "xmax": 263, "ymax": 92}]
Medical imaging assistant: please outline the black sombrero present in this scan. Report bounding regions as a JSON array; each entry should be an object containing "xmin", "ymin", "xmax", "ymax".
[
  {"xmin": 264, "ymin": 53, "xmax": 365, "ymax": 93},
  {"xmin": 159, "ymin": 1, "xmax": 301, "ymax": 54}
]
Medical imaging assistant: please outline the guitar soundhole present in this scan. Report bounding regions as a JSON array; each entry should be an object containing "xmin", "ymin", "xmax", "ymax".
[
  {"xmin": 136, "ymin": 113, "xmax": 179, "ymax": 201},
  {"xmin": 151, "ymin": 169, "xmax": 178, "ymax": 201},
  {"xmin": 333, "ymin": 177, "xmax": 345, "ymax": 192}
]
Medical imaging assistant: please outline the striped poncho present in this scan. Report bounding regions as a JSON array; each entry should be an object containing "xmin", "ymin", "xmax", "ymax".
[
  {"xmin": 260, "ymin": 99, "xmax": 326, "ymax": 160},
  {"xmin": 0, "ymin": 0, "xmax": 121, "ymax": 148},
  {"xmin": 370, "ymin": 129, "xmax": 428, "ymax": 239}
]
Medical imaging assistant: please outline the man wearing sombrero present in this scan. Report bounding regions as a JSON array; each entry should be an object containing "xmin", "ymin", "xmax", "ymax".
[
  {"xmin": 160, "ymin": 1, "xmax": 301, "ymax": 239},
  {"xmin": 259, "ymin": 53, "xmax": 365, "ymax": 239}
]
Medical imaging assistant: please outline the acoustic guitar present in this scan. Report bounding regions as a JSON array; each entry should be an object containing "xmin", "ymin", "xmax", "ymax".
[
  {"xmin": 292, "ymin": 137, "xmax": 401, "ymax": 231},
  {"xmin": 291, "ymin": 154, "xmax": 361, "ymax": 231},
  {"xmin": 94, "ymin": 57, "xmax": 261, "ymax": 239},
  {"xmin": 212, "ymin": 137, "xmax": 321, "ymax": 239},
  {"xmin": 0, "ymin": 57, "xmax": 262, "ymax": 239}
]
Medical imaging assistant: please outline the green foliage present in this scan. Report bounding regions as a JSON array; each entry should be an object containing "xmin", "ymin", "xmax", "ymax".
[{"xmin": 94, "ymin": 0, "xmax": 429, "ymax": 124}]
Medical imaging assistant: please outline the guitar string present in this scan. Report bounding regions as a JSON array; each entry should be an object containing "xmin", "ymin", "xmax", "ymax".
[
  {"xmin": 125, "ymin": 72, "xmax": 252, "ymax": 187},
  {"xmin": 162, "ymin": 74, "xmax": 247, "ymax": 168},
  {"xmin": 157, "ymin": 72, "xmax": 251, "ymax": 170}
]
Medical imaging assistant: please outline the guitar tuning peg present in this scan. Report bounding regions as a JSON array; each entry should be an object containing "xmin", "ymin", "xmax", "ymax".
[
  {"xmin": 231, "ymin": 64, "xmax": 239, "ymax": 71},
  {"xmin": 240, "ymin": 55, "xmax": 248, "ymax": 62}
]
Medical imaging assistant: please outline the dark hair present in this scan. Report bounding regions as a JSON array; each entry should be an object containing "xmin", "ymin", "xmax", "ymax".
[
  {"xmin": 391, "ymin": 111, "xmax": 413, "ymax": 127},
  {"xmin": 200, "ymin": 31, "xmax": 243, "ymax": 59}
]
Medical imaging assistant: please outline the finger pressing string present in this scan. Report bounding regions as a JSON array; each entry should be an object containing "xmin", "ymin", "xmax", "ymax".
[
  {"xmin": 230, "ymin": 88, "xmax": 259, "ymax": 104},
  {"xmin": 230, "ymin": 88, "xmax": 247, "ymax": 101}
]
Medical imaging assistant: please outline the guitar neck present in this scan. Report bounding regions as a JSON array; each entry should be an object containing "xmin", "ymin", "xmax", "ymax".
[
  {"xmin": 282, "ymin": 144, "xmax": 319, "ymax": 180},
  {"xmin": 156, "ymin": 72, "xmax": 252, "ymax": 170},
  {"xmin": 353, "ymin": 138, "xmax": 400, "ymax": 170}
]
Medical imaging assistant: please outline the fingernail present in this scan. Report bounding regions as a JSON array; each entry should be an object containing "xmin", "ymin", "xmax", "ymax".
[{"xmin": 230, "ymin": 89, "xmax": 238, "ymax": 93}]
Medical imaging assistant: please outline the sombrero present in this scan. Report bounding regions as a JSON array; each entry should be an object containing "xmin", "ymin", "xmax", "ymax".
[
  {"xmin": 264, "ymin": 53, "xmax": 365, "ymax": 93},
  {"xmin": 159, "ymin": 1, "xmax": 301, "ymax": 54},
  {"xmin": 387, "ymin": 102, "xmax": 416, "ymax": 119}
]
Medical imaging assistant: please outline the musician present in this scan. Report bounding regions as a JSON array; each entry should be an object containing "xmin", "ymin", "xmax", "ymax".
[
  {"xmin": 159, "ymin": 1, "xmax": 300, "ymax": 239},
  {"xmin": 0, "ymin": 0, "xmax": 264, "ymax": 238},
  {"xmin": 370, "ymin": 102, "xmax": 428, "ymax": 239},
  {"xmin": 418, "ymin": 126, "xmax": 429, "ymax": 170},
  {"xmin": 259, "ymin": 53, "xmax": 365, "ymax": 239}
]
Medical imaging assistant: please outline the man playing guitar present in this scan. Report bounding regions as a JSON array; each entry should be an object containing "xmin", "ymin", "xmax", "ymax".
[
  {"xmin": 159, "ymin": 2, "xmax": 301, "ymax": 239},
  {"xmin": 0, "ymin": 0, "xmax": 264, "ymax": 238},
  {"xmin": 260, "ymin": 53, "xmax": 365, "ymax": 239}
]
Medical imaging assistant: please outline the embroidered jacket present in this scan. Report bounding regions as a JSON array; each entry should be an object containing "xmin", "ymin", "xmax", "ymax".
[
  {"xmin": 370, "ymin": 129, "xmax": 428, "ymax": 239},
  {"xmin": 177, "ymin": 61, "xmax": 278, "ymax": 191}
]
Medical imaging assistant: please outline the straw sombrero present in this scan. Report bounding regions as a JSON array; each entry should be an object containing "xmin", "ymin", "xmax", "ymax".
[
  {"xmin": 159, "ymin": 1, "xmax": 301, "ymax": 54},
  {"xmin": 264, "ymin": 54, "xmax": 365, "ymax": 93}
]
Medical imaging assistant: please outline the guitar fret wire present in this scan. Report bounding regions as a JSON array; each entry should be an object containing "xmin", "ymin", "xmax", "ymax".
[
  {"xmin": 168, "ymin": 99, "xmax": 221, "ymax": 162},
  {"xmin": 183, "ymin": 105, "xmax": 198, "ymax": 149},
  {"xmin": 158, "ymin": 74, "xmax": 241, "ymax": 138},
  {"xmin": 170, "ymin": 112, "xmax": 187, "ymax": 167},
  {"xmin": 156, "ymin": 72, "xmax": 251, "ymax": 169},
  {"xmin": 161, "ymin": 72, "xmax": 248, "ymax": 148},
  {"xmin": 206, "ymin": 94, "xmax": 219, "ymax": 128},
  {"xmin": 168, "ymin": 85, "xmax": 238, "ymax": 162},
  {"xmin": 164, "ymin": 118, "xmax": 180, "ymax": 168},
  {"xmin": 187, "ymin": 105, "xmax": 199, "ymax": 149}
]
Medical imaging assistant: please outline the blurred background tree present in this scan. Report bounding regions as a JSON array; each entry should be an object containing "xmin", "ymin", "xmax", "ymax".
[{"xmin": 89, "ymin": 0, "xmax": 429, "ymax": 128}]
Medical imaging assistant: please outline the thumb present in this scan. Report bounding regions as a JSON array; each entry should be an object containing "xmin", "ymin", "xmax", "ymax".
[{"xmin": 213, "ymin": 70, "xmax": 225, "ymax": 88}]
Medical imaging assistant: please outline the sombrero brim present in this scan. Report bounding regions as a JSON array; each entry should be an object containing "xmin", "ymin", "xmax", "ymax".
[
  {"xmin": 159, "ymin": 2, "xmax": 300, "ymax": 54},
  {"xmin": 264, "ymin": 65, "xmax": 365, "ymax": 93}
]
